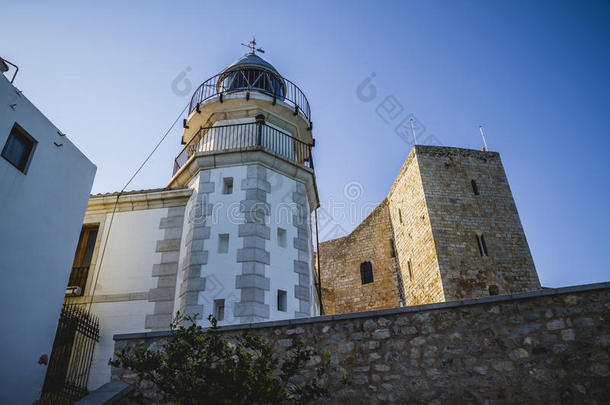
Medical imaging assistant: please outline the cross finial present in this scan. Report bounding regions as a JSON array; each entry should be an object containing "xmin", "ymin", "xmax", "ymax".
[{"xmin": 241, "ymin": 36, "xmax": 265, "ymax": 55}]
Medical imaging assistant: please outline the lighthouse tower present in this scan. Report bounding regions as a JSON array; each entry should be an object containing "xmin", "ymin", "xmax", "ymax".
[{"xmin": 168, "ymin": 41, "xmax": 319, "ymax": 325}]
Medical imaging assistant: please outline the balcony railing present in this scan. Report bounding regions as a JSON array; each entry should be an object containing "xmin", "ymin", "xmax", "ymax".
[
  {"xmin": 173, "ymin": 122, "xmax": 314, "ymax": 176},
  {"xmin": 189, "ymin": 71, "xmax": 312, "ymax": 126},
  {"xmin": 67, "ymin": 266, "xmax": 89, "ymax": 295}
]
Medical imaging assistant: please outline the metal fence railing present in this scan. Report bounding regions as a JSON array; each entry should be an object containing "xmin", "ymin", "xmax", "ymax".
[
  {"xmin": 40, "ymin": 304, "xmax": 100, "ymax": 404},
  {"xmin": 173, "ymin": 122, "xmax": 314, "ymax": 176},
  {"xmin": 189, "ymin": 70, "xmax": 312, "ymax": 126}
]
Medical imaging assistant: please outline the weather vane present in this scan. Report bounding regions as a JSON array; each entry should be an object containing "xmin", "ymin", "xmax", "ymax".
[{"xmin": 241, "ymin": 36, "xmax": 265, "ymax": 55}]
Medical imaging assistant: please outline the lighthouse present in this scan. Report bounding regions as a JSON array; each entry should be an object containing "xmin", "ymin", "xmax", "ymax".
[{"xmin": 167, "ymin": 40, "xmax": 319, "ymax": 325}]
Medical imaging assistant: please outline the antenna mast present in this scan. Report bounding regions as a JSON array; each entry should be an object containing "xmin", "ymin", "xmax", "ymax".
[
  {"xmin": 479, "ymin": 125, "xmax": 489, "ymax": 151},
  {"xmin": 409, "ymin": 118, "xmax": 418, "ymax": 145}
]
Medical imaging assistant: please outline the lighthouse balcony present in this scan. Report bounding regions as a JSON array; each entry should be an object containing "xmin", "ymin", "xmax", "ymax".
[
  {"xmin": 189, "ymin": 71, "xmax": 312, "ymax": 127},
  {"xmin": 173, "ymin": 122, "xmax": 314, "ymax": 176}
]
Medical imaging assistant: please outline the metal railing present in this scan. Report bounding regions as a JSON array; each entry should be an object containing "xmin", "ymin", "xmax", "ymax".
[
  {"xmin": 189, "ymin": 70, "xmax": 312, "ymax": 125},
  {"xmin": 67, "ymin": 266, "xmax": 89, "ymax": 294},
  {"xmin": 173, "ymin": 122, "xmax": 314, "ymax": 176},
  {"xmin": 40, "ymin": 304, "xmax": 100, "ymax": 404}
]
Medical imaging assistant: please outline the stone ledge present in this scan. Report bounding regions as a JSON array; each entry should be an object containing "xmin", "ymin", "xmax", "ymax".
[
  {"xmin": 114, "ymin": 281, "xmax": 610, "ymax": 340},
  {"xmin": 74, "ymin": 382, "xmax": 133, "ymax": 405}
]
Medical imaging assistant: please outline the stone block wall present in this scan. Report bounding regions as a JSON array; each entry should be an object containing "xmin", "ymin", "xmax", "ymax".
[
  {"xmin": 318, "ymin": 201, "xmax": 403, "ymax": 314},
  {"xmin": 387, "ymin": 149, "xmax": 446, "ymax": 306},
  {"xmin": 413, "ymin": 146, "xmax": 540, "ymax": 299},
  {"xmin": 319, "ymin": 145, "xmax": 540, "ymax": 314},
  {"xmin": 112, "ymin": 283, "xmax": 609, "ymax": 404}
]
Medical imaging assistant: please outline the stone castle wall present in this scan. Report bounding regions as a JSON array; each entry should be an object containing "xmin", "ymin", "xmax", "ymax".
[
  {"xmin": 413, "ymin": 146, "xmax": 540, "ymax": 299},
  {"xmin": 318, "ymin": 201, "xmax": 403, "ymax": 314},
  {"xmin": 112, "ymin": 283, "xmax": 610, "ymax": 404},
  {"xmin": 387, "ymin": 149, "xmax": 446, "ymax": 306},
  {"xmin": 318, "ymin": 146, "xmax": 540, "ymax": 315}
]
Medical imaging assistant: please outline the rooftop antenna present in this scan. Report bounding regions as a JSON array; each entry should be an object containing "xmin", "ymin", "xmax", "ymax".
[
  {"xmin": 479, "ymin": 125, "xmax": 489, "ymax": 151},
  {"xmin": 241, "ymin": 36, "xmax": 265, "ymax": 55},
  {"xmin": 409, "ymin": 117, "xmax": 418, "ymax": 145}
]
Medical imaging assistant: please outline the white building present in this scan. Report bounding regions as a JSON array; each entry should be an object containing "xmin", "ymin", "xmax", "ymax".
[
  {"xmin": 0, "ymin": 58, "xmax": 96, "ymax": 404},
  {"xmin": 61, "ymin": 48, "xmax": 320, "ymax": 390}
]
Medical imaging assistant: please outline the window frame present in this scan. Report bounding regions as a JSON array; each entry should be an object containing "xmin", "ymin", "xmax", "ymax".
[
  {"xmin": 218, "ymin": 234, "xmax": 230, "ymax": 254},
  {"xmin": 222, "ymin": 177, "xmax": 234, "ymax": 195},
  {"xmin": 1, "ymin": 123, "xmax": 37, "ymax": 173},
  {"xmin": 277, "ymin": 289, "xmax": 287, "ymax": 312},
  {"xmin": 277, "ymin": 227, "xmax": 287, "ymax": 248},
  {"xmin": 360, "ymin": 261, "xmax": 374, "ymax": 285},
  {"xmin": 214, "ymin": 299, "xmax": 225, "ymax": 321}
]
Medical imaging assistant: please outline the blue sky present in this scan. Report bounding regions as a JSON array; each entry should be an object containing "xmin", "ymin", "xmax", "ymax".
[{"xmin": 2, "ymin": 1, "xmax": 609, "ymax": 288}]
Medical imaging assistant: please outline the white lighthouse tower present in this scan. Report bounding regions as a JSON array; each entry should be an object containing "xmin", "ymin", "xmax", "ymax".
[{"xmin": 168, "ymin": 40, "xmax": 319, "ymax": 325}]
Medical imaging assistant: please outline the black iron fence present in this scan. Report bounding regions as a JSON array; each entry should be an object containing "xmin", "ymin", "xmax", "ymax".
[
  {"xmin": 189, "ymin": 71, "xmax": 312, "ymax": 125},
  {"xmin": 40, "ymin": 304, "xmax": 100, "ymax": 404},
  {"xmin": 173, "ymin": 122, "xmax": 314, "ymax": 176}
]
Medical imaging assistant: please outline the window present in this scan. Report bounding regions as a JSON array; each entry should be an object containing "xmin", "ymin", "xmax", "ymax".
[
  {"xmin": 476, "ymin": 233, "xmax": 489, "ymax": 257},
  {"xmin": 67, "ymin": 225, "xmax": 99, "ymax": 294},
  {"xmin": 223, "ymin": 177, "xmax": 233, "ymax": 194},
  {"xmin": 277, "ymin": 289, "xmax": 287, "ymax": 312},
  {"xmin": 214, "ymin": 299, "xmax": 225, "ymax": 321},
  {"xmin": 360, "ymin": 261, "xmax": 374, "ymax": 284},
  {"xmin": 277, "ymin": 227, "xmax": 287, "ymax": 248},
  {"xmin": 2, "ymin": 123, "xmax": 36, "ymax": 173},
  {"xmin": 407, "ymin": 259, "xmax": 414, "ymax": 281},
  {"xmin": 488, "ymin": 285, "xmax": 499, "ymax": 296},
  {"xmin": 398, "ymin": 208, "xmax": 403, "ymax": 223},
  {"xmin": 471, "ymin": 179, "xmax": 479, "ymax": 195},
  {"xmin": 218, "ymin": 234, "xmax": 229, "ymax": 253}
]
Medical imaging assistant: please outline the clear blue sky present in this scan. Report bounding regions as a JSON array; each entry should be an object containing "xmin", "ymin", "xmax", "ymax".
[{"xmin": 2, "ymin": 1, "xmax": 609, "ymax": 288}]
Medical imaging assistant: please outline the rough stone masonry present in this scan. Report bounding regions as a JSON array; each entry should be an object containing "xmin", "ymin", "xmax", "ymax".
[
  {"xmin": 112, "ymin": 282, "xmax": 609, "ymax": 404},
  {"xmin": 319, "ymin": 145, "xmax": 540, "ymax": 315}
]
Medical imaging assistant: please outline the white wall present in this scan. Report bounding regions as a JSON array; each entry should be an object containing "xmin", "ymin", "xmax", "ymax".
[
  {"xmin": 85, "ymin": 208, "xmax": 166, "ymax": 389},
  {"xmin": 0, "ymin": 74, "xmax": 96, "ymax": 404}
]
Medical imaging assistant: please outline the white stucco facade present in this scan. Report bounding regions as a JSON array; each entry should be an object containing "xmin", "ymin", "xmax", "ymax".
[{"xmin": 0, "ymin": 73, "xmax": 96, "ymax": 404}]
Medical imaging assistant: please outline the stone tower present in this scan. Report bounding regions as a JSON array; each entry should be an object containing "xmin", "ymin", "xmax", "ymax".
[
  {"xmin": 319, "ymin": 145, "xmax": 540, "ymax": 314},
  {"xmin": 168, "ymin": 47, "xmax": 319, "ymax": 324}
]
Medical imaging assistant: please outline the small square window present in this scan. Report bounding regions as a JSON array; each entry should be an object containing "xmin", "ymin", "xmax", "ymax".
[
  {"xmin": 218, "ymin": 234, "xmax": 229, "ymax": 253},
  {"xmin": 277, "ymin": 289, "xmax": 287, "ymax": 312},
  {"xmin": 2, "ymin": 123, "xmax": 36, "ymax": 173},
  {"xmin": 214, "ymin": 299, "xmax": 225, "ymax": 321},
  {"xmin": 277, "ymin": 228, "xmax": 287, "ymax": 248},
  {"xmin": 223, "ymin": 177, "xmax": 233, "ymax": 194}
]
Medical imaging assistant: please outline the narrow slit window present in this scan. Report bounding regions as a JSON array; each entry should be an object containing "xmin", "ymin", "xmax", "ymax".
[
  {"xmin": 360, "ymin": 261, "xmax": 374, "ymax": 284},
  {"xmin": 471, "ymin": 179, "xmax": 479, "ymax": 195},
  {"xmin": 2, "ymin": 123, "xmax": 37, "ymax": 173},
  {"xmin": 277, "ymin": 227, "xmax": 287, "ymax": 248},
  {"xmin": 277, "ymin": 289, "xmax": 287, "ymax": 312},
  {"xmin": 480, "ymin": 235, "xmax": 488, "ymax": 256},
  {"xmin": 398, "ymin": 208, "xmax": 403, "ymax": 223},
  {"xmin": 223, "ymin": 177, "xmax": 234, "ymax": 194},
  {"xmin": 214, "ymin": 299, "xmax": 225, "ymax": 321},
  {"xmin": 218, "ymin": 234, "xmax": 229, "ymax": 253},
  {"xmin": 407, "ymin": 259, "xmax": 413, "ymax": 281},
  {"xmin": 476, "ymin": 234, "xmax": 488, "ymax": 257}
]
